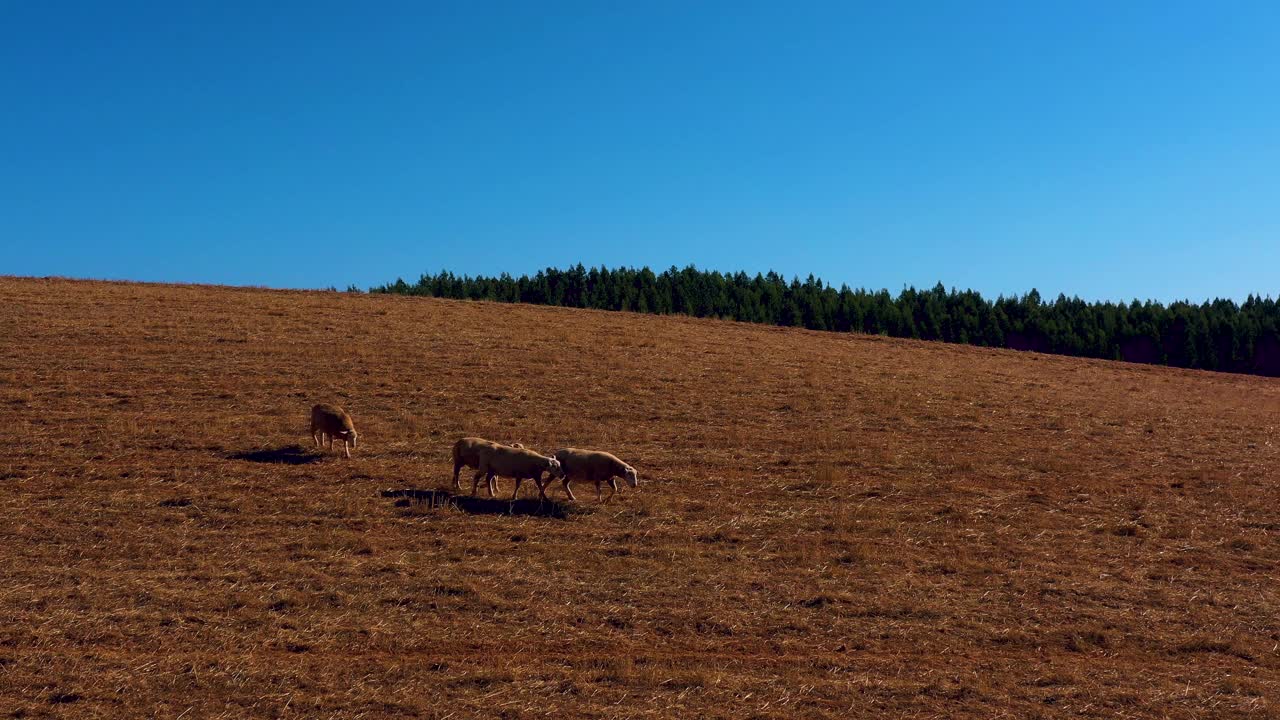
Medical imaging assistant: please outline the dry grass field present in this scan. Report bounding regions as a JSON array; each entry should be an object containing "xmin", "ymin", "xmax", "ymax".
[{"xmin": 2, "ymin": 276, "xmax": 1278, "ymax": 718}]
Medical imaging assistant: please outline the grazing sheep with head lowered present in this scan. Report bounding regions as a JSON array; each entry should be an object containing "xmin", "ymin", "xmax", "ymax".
[
  {"xmin": 310, "ymin": 404, "xmax": 357, "ymax": 458},
  {"xmin": 472, "ymin": 444, "xmax": 564, "ymax": 500},
  {"xmin": 451, "ymin": 437, "xmax": 525, "ymax": 496},
  {"xmin": 550, "ymin": 448, "xmax": 638, "ymax": 502}
]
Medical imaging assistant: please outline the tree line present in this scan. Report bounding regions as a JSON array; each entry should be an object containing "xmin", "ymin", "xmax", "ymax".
[{"xmin": 367, "ymin": 265, "xmax": 1280, "ymax": 377}]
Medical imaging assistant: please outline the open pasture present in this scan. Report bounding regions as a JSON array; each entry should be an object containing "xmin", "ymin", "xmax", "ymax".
[{"xmin": 1, "ymin": 277, "xmax": 1277, "ymax": 718}]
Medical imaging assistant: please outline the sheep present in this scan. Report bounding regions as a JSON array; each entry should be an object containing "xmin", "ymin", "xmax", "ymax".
[
  {"xmin": 549, "ymin": 448, "xmax": 638, "ymax": 502},
  {"xmin": 472, "ymin": 443, "xmax": 564, "ymax": 500},
  {"xmin": 451, "ymin": 437, "xmax": 525, "ymax": 496},
  {"xmin": 310, "ymin": 404, "xmax": 357, "ymax": 458}
]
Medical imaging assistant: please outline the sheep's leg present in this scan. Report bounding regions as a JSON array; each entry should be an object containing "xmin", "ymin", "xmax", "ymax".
[
  {"xmin": 487, "ymin": 472, "xmax": 498, "ymax": 498},
  {"xmin": 512, "ymin": 476, "xmax": 522, "ymax": 500},
  {"xmin": 343, "ymin": 439, "xmax": 351, "ymax": 459},
  {"xmin": 562, "ymin": 478, "xmax": 577, "ymax": 502},
  {"xmin": 607, "ymin": 478, "xmax": 619, "ymax": 502},
  {"xmin": 311, "ymin": 429, "xmax": 320, "ymax": 448},
  {"xmin": 472, "ymin": 469, "xmax": 485, "ymax": 496},
  {"xmin": 452, "ymin": 463, "xmax": 462, "ymax": 490},
  {"xmin": 595, "ymin": 481, "xmax": 603, "ymax": 502}
]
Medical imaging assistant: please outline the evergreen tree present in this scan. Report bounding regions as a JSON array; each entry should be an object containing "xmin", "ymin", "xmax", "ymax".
[{"xmin": 367, "ymin": 266, "xmax": 1280, "ymax": 376}]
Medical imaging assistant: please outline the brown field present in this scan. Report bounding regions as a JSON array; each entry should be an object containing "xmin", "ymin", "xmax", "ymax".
[{"xmin": 2, "ymin": 276, "xmax": 1278, "ymax": 718}]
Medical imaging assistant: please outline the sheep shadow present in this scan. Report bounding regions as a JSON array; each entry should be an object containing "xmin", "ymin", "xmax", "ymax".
[
  {"xmin": 381, "ymin": 488, "xmax": 580, "ymax": 519},
  {"xmin": 227, "ymin": 444, "xmax": 324, "ymax": 465}
]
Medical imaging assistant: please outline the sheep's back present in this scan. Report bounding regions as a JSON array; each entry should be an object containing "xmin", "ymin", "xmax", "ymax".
[
  {"xmin": 481, "ymin": 445, "xmax": 551, "ymax": 475},
  {"xmin": 555, "ymin": 448, "xmax": 623, "ymax": 477},
  {"xmin": 455, "ymin": 436, "xmax": 499, "ymax": 464},
  {"xmin": 312, "ymin": 404, "xmax": 355, "ymax": 433}
]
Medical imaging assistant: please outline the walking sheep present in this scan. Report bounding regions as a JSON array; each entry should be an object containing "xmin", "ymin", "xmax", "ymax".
[
  {"xmin": 472, "ymin": 444, "xmax": 564, "ymax": 500},
  {"xmin": 310, "ymin": 404, "xmax": 358, "ymax": 458},
  {"xmin": 451, "ymin": 437, "xmax": 524, "ymax": 496},
  {"xmin": 550, "ymin": 448, "xmax": 638, "ymax": 502}
]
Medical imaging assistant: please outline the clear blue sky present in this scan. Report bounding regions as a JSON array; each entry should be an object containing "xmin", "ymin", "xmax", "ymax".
[{"xmin": 2, "ymin": 2, "xmax": 1277, "ymax": 302}]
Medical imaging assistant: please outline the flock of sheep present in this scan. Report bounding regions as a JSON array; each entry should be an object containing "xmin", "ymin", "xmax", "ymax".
[{"xmin": 309, "ymin": 403, "xmax": 639, "ymax": 502}]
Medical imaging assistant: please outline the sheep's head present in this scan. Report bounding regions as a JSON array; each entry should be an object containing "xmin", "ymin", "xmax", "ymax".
[
  {"xmin": 624, "ymin": 465, "xmax": 638, "ymax": 488},
  {"xmin": 339, "ymin": 429, "xmax": 357, "ymax": 447},
  {"xmin": 547, "ymin": 457, "xmax": 565, "ymax": 478}
]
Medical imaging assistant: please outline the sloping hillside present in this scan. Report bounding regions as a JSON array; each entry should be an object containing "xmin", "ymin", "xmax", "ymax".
[{"xmin": 2, "ymin": 277, "xmax": 1278, "ymax": 718}]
